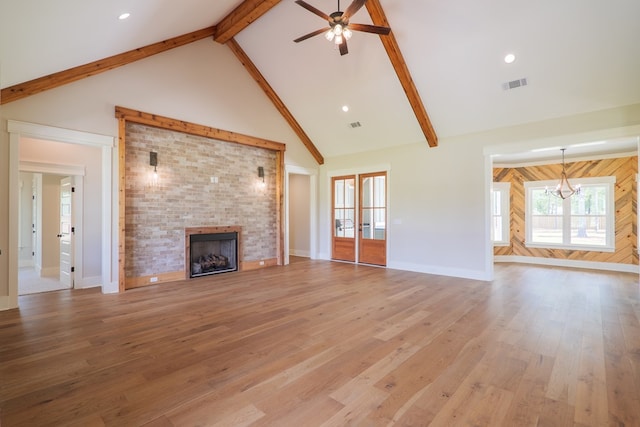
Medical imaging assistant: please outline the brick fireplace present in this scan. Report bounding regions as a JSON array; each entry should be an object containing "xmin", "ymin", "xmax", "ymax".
[{"xmin": 185, "ymin": 226, "xmax": 242, "ymax": 279}]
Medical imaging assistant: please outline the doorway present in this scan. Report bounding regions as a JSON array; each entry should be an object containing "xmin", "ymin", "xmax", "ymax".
[
  {"xmin": 17, "ymin": 173, "xmax": 76, "ymax": 295},
  {"xmin": 288, "ymin": 173, "xmax": 311, "ymax": 261},
  {"xmin": 331, "ymin": 171, "xmax": 387, "ymax": 266}
]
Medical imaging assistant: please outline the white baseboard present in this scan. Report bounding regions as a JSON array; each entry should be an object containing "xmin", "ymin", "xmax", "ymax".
[
  {"xmin": 102, "ymin": 280, "xmax": 120, "ymax": 294},
  {"xmin": 75, "ymin": 276, "xmax": 102, "ymax": 289},
  {"xmin": 0, "ymin": 296, "xmax": 18, "ymax": 311},
  {"xmin": 494, "ymin": 255, "xmax": 639, "ymax": 274},
  {"xmin": 290, "ymin": 249, "xmax": 310, "ymax": 257},
  {"xmin": 388, "ymin": 261, "xmax": 491, "ymax": 281}
]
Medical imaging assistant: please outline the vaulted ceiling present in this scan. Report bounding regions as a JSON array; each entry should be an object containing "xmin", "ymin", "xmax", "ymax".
[{"xmin": 2, "ymin": 0, "xmax": 640, "ymax": 162}]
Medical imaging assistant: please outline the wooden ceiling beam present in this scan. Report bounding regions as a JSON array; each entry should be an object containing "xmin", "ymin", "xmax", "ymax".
[
  {"xmin": 115, "ymin": 106, "xmax": 286, "ymax": 152},
  {"xmin": 365, "ymin": 0, "xmax": 438, "ymax": 147},
  {"xmin": 1, "ymin": 27, "xmax": 216, "ymax": 105},
  {"xmin": 227, "ymin": 38, "xmax": 324, "ymax": 165},
  {"xmin": 214, "ymin": 0, "xmax": 282, "ymax": 44}
]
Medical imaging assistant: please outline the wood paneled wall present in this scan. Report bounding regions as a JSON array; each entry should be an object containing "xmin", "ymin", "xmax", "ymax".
[{"xmin": 494, "ymin": 156, "xmax": 638, "ymax": 265}]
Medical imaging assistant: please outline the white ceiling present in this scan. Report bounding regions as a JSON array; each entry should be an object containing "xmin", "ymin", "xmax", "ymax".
[{"xmin": 2, "ymin": 0, "xmax": 640, "ymax": 160}]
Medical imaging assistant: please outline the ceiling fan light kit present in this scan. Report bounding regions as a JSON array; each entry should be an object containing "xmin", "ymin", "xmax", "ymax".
[{"xmin": 294, "ymin": 0, "xmax": 391, "ymax": 56}]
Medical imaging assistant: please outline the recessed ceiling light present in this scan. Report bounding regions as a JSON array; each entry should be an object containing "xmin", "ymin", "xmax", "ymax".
[
  {"xmin": 504, "ymin": 53, "xmax": 516, "ymax": 64},
  {"xmin": 342, "ymin": 105, "xmax": 349, "ymax": 112},
  {"xmin": 118, "ymin": 12, "xmax": 131, "ymax": 20}
]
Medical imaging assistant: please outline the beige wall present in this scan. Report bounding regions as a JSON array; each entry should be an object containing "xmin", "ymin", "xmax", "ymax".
[
  {"xmin": 289, "ymin": 174, "xmax": 311, "ymax": 257},
  {"xmin": 41, "ymin": 175, "xmax": 61, "ymax": 274}
]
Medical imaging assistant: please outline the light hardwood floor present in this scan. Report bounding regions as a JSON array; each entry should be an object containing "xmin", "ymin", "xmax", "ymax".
[{"xmin": 1, "ymin": 260, "xmax": 639, "ymax": 426}]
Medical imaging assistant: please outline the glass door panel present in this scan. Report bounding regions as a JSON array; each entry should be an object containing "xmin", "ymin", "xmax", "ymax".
[{"xmin": 332, "ymin": 176, "xmax": 356, "ymax": 262}]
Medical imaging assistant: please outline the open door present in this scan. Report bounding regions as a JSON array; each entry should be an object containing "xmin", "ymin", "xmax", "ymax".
[
  {"xmin": 359, "ymin": 172, "xmax": 386, "ymax": 266},
  {"xmin": 332, "ymin": 175, "xmax": 356, "ymax": 262},
  {"xmin": 59, "ymin": 177, "xmax": 73, "ymax": 288}
]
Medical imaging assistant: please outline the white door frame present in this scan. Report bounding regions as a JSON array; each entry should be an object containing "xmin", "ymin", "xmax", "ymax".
[
  {"xmin": 21, "ymin": 163, "xmax": 85, "ymax": 288},
  {"xmin": 8, "ymin": 120, "xmax": 116, "ymax": 309},
  {"xmin": 483, "ymin": 124, "xmax": 640, "ymax": 279},
  {"xmin": 284, "ymin": 165, "xmax": 318, "ymax": 265}
]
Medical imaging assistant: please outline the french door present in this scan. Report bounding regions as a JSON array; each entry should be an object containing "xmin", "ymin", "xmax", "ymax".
[
  {"xmin": 331, "ymin": 171, "xmax": 387, "ymax": 266},
  {"xmin": 332, "ymin": 175, "xmax": 356, "ymax": 262}
]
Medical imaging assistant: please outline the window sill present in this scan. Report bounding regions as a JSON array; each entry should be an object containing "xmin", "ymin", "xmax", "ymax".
[{"xmin": 525, "ymin": 243, "xmax": 615, "ymax": 253}]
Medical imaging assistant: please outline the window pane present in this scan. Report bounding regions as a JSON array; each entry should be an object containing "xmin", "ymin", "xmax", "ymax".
[
  {"xmin": 362, "ymin": 209, "xmax": 372, "ymax": 239},
  {"xmin": 334, "ymin": 209, "xmax": 345, "ymax": 237},
  {"xmin": 493, "ymin": 215, "xmax": 502, "ymax": 241},
  {"xmin": 374, "ymin": 176, "xmax": 386, "ymax": 208},
  {"xmin": 335, "ymin": 209, "xmax": 355, "ymax": 238},
  {"xmin": 492, "ymin": 191, "xmax": 501, "ymax": 215},
  {"xmin": 373, "ymin": 208, "xmax": 385, "ymax": 240},
  {"xmin": 570, "ymin": 215, "xmax": 606, "ymax": 246},
  {"xmin": 335, "ymin": 180, "xmax": 344, "ymax": 207},
  {"xmin": 571, "ymin": 185, "xmax": 606, "ymax": 215},
  {"xmin": 531, "ymin": 215, "xmax": 563, "ymax": 244},
  {"xmin": 531, "ymin": 188, "xmax": 563, "ymax": 215}
]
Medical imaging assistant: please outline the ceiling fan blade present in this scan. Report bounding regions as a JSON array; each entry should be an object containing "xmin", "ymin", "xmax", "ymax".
[
  {"xmin": 348, "ymin": 23, "xmax": 391, "ymax": 35},
  {"xmin": 339, "ymin": 38, "xmax": 349, "ymax": 56},
  {"xmin": 341, "ymin": 0, "xmax": 366, "ymax": 22},
  {"xmin": 295, "ymin": 0, "xmax": 331, "ymax": 21},
  {"xmin": 294, "ymin": 27, "xmax": 330, "ymax": 43}
]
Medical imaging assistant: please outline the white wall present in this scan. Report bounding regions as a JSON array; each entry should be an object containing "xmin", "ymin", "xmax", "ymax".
[{"xmin": 289, "ymin": 174, "xmax": 311, "ymax": 257}]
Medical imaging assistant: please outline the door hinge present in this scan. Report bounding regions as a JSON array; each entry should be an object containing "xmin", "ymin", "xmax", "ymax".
[
  {"xmin": 71, "ymin": 226, "xmax": 75, "ymax": 233},
  {"xmin": 32, "ymin": 251, "xmax": 35, "ymax": 256},
  {"xmin": 71, "ymin": 187, "xmax": 75, "ymax": 193},
  {"xmin": 71, "ymin": 267, "xmax": 75, "ymax": 272}
]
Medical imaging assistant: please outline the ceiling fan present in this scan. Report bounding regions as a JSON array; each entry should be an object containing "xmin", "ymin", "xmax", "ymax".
[{"xmin": 293, "ymin": 0, "xmax": 391, "ymax": 56}]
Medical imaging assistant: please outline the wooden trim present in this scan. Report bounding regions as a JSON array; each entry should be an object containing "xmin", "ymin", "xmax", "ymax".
[
  {"xmin": 226, "ymin": 38, "xmax": 324, "ymax": 165},
  {"xmin": 115, "ymin": 106, "xmax": 286, "ymax": 152},
  {"xmin": 1, "ymin": 27, "xmax": 216, "ymax": 105},
  {"xmin": 185, "ymin": 226, "xmax": 243, "ymax": 279},
  {"xmin": 125, "ymin": 271, "xmax": 186, "ymax": 289},
  {"xmin": 241, "ymin": 258, "xmax": 278, "ymax": 271},
  {"xmin": 118, "ymin": 118, "xmax": 127, "ymax": 292},
  {"xmin": 214, "ymin": 0, "xmax": 282, "ymax": 44},
  {"xmin": 365, "ymin": 0, "xmax": 438, "ymax": 147}
]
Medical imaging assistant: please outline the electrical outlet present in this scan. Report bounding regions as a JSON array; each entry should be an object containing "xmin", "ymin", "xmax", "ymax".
[
  {"xmin": 259, "ymin": 260, "xmax": 265, "ymax": 266},
  {"xmin": 150, "ymin": 276, "xmax": 158, "ymax": 283}
]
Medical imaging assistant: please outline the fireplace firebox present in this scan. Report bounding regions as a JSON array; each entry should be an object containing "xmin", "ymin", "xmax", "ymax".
[{"xmin": 185, "ymin": 227, "xmax": 241, "ymax": 278}]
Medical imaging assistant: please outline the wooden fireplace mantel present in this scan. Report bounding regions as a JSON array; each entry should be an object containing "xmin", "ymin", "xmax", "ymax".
[{"xmin": 185, "ymin": 226, "xmax": 242, "ymax": 279}]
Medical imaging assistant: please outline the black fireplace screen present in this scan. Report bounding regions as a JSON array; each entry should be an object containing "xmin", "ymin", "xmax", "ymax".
[{"xmin": 189, "ymin": 232, "xmax": 238, "ymax": 277}]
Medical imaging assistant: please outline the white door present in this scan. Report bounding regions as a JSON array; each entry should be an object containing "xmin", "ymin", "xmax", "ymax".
[{"xmin": 59, "ymin": 177, "xmax": 73, "ymax": 288}]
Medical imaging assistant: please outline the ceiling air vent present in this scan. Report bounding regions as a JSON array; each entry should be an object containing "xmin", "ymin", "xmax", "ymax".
[
  {"xmin": 349, "ymin": 121, "xmax": 362, "ymax": 128},
  {"xmin": 502, "ymin": 77, "xmax": 528, "ymax": 91}
]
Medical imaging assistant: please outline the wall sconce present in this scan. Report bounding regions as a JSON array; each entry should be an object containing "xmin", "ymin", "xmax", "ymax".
[
  {"xmin": 257, "ymin": 166, "xmax": 265, "ymax": 188},
  {"xmin": 149, "ymin": 151, "xmax": 159, "ymax": 186}
]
